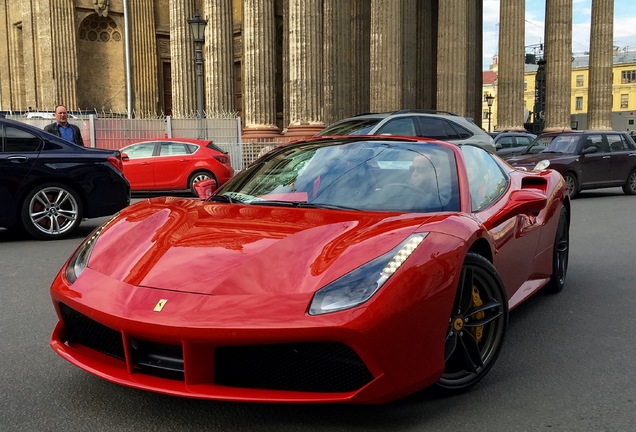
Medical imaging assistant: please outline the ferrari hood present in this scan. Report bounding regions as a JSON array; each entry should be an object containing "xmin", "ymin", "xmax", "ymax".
[{"xmin": 87, "ymin": 197, "xmax": 437, "ymax": 295}]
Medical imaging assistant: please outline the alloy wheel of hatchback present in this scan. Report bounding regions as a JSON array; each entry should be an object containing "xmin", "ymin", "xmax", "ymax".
[
  {"xmin": 562, "ymin": 173, "xmax": 578, "ymax": 198},
  {"xmin": 21, "ymin": 183, "xmax": 83, "ymax": 240},
  {"xmin": 437, "ymin": 252, "xmax": 508, "ymax": 393},
  {"xmin": 622, "ymin": 169, "xmax": 636, "ymax": 195}
]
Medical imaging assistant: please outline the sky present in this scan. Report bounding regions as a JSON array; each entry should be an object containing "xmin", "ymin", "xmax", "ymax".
[{"xmin": 482, "ymin": 0, "xmax": 636, "ymax": 70}]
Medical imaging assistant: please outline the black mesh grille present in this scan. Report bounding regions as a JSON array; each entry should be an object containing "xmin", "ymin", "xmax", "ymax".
[
  {"xmin": 131, "ymin": 339, "xmax": 184, "ymax": 381},
  {"xmin": 59, "ymin": 303, "xmax": 125, "ymax": 360},
  {"xmin": 215, "ymin": 342, "xmax": 373, "ymax": 392}
]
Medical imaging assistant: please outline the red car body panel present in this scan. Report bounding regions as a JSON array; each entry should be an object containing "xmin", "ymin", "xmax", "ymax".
[
  {"xmin": 121, "ymin": 138, "xmax": 234, "ymax": 192},
  {"xmin": 50, "ymin": 139, "xmax": 568, "ymax": 404}
]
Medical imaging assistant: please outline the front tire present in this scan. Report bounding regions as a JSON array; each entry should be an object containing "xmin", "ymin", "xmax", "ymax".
[
  {"xmin": 562, "ymin": 172, "xmax": 578, "ymax": 198},
  {"xmin": 545, "ymin": 206, "xmax": 570, "ymax": 293},
  {"xmin": 436, "ymin": 252, "xmax": 508, "ymax": 393},
  {"xmin": 622, "ymin": 169, "xmax": 636, "ymax": 195},
  {"xmin": 20, "ymin": 183, "xmax": 83, "ymax": 240}
]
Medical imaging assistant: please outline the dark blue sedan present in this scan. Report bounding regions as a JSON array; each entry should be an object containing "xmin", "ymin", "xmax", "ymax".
[{"xmin": 0, "ymin": 118, "xmax": 130, "ymax": 239}]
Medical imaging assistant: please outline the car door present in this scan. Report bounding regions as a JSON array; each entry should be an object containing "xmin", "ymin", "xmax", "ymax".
[
  {"xmin": 606, "ymin": 133, "xmax": 636, "ymax": 185},
  {"xmin": 577, "ymin": 134, "xmax": 612, "ymax": 187},
  {"xmin": 0, "ymin": 124, "xmax": 43, "ymax": 225},
  {"xmin": 152, "ymin": 141, "xmax": 194, "ymax": 190},
  {"xmin": 121, "ymin": 142, "xmax": 158, "ymax": 190}
]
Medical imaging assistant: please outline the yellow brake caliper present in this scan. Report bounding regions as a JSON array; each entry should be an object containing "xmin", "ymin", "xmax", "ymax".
[{"xmin": 471, "ymin": 285, "xmax": 485, "ymax": 343}]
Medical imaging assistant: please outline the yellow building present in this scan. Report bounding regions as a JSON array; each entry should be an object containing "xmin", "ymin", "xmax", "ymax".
[{"xmin": 483, "ymin": 50, "xmax": 636, "ymax": 132}]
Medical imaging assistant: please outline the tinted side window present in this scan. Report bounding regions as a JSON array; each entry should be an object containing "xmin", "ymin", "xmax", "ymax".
[
  {"xmin": 462, "ymin": 145, "xmax": 508, "ymax": 212},
  {"xmin": 376, "ymin": 117, "xmax": 417, "ymax": 136},
  {"xmin": 417, "ymin": 117, "xmax": 459, "ymax": 140},
  {"xmin": 4, "ymin": 126, "xmax": 42, "ymax": 152},
  {"xmin": 447, "ymin": 122, "xmax": 473, "ymax": 139},
  {"xmin": 123, "ymin": 142, "xmax": 156, "ymax": 159},
  {"xmin": 517, "ymin": 136, "xmax": 533, "ymax": 146},
  {"xmin": 607, "ymin": 134, "xmax": 628, "ymax": 152},
  {"xmin": 497, "ymin": 136, "xmax": 514, "ymax": 148}
]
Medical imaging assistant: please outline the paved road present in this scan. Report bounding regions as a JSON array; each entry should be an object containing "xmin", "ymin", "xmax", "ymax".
[{"xmin": 2, "ymin": 189, "xmax": 635, "ymax": 432}]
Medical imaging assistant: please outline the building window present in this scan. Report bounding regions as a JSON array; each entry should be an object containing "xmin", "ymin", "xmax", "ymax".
[
  {"xmin": 622, "ymin": 70, "xmax": 636, "ymax": 84},
  {"xmin": 576, "ymin": 75, "xmax": 584, "ymax": 87},
  {"xmin": 482, "ymin": 110, "xmax": 489, "ymax": 119},
  {"xmin": 524, "ymin": 80, "xmax": 527, "ymax": 91},
  {"xmin": 575, "ymin": 97, "xmax": 583, "ymax": 110},
  {"xmin": 621, "ymin": 94, "xmax": 629, "ymax": 108}
]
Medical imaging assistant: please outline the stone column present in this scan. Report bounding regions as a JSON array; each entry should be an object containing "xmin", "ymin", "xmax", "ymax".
[
  {"xmin": 130, "ymin": 0, "xmax": 159, "ymax": 117},
  {"xmin": 323, "ymin": 0, "xmax": 351, "ymax": 124},
  {"xmin": 351, "ymin": 0, "xmax": 371, "ymax": 116},
  {"xmin": 242, "ymin": 0, "xmax": 280, "ymax": 138},
  {"xmin": 204, "ymin": 0, "xmax": 235, "ymax": 115},
  {"xmin": 544, "ymin": 0, "xmax": 573, "ymax": 131},
  {"xmin": 49, "ymin": 0, "xmax": 79, "ymax": 109},
  {"xmin": 437, "ymin": 0, "xmax": 468, "ymax": 115},
  {"xmin": 370, "ymin": 0, "xmax": 417, "ymax": 112},
  {"xmin": 0, "ymin": 0, "xmax": 11, "ymax": 109},
  {"xmin": 497, "ymin": 0, "xmax": 525, "ymax": 131},
  {"xmin": 587, "ymin": 0, "xmax": 614, "ymax": 130},
  {"xmin": 417, "ymin": 0, "xmax": 437, "ymax": 109},
  {"xmin": 285, "ymin": 0, "xmax": 324, "ymax": 136},
  {"xmin": 466, "ymin": 0, "xmax": 482, "ymax": 123},
  {"xmin": 169, "ymin": 0, "xmax": 196, "ymax": 118}
]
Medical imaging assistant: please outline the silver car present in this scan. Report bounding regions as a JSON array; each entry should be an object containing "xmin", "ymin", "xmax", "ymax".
[{"xmin": 318, "ymin": 110, "xmax": 496, "ymax": 153}]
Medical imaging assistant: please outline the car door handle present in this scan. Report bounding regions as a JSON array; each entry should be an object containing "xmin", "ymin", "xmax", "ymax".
[
  {"xmin": 603, "ymin": 156, "xmax": 611, "ymax": 159},
  {"xmin": 7, "ymin": 156, "xmax": 28, "ymax": 163}
]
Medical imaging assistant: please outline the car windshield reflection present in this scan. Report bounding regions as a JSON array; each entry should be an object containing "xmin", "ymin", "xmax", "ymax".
[{"xmin": 215, "ymin": 139, "xmax": 461, "ymax": 213}]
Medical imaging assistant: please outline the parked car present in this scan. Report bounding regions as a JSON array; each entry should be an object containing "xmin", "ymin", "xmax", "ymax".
[
  {"xmin": 50, "ymin": 136, "xmax": 570, "ymax": 404},
  {"xmin": 0, "ymin": 117, "xmax": 130, "ymax": 240},
  {"xmin": 493, "ymin": 131, "xmax": 537, "ymax": 159},
  {"xmin": 120, "ymin": 138, "xmax": 234, "ymax": 195},
  {"xmin": 508, "ymin": 130, "xmax": 636, "ymax": 198},
  {"xmin": 317, "ymin": 109, "xmax": 496, "ymax": 153}
]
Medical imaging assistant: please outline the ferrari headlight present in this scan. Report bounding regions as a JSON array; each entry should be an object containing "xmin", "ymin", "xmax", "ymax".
[
  {"xmin": 534, "ymin": 159, "xmax": 551, "ymax": 170},
  {"xmin": 309, "ymin": 233, "xmax": 427, "ymax": 315},
  {"xmin": 64, "ymin": 221, "xmax": 109, "ymax": 284}
]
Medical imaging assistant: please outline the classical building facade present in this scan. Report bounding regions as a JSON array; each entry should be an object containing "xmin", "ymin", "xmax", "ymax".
[{"xmin": 0, "ymin": 0, "xmax": 616, "ymax": 139}]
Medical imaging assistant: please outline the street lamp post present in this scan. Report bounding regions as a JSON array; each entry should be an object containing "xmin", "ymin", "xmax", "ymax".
[
  {"xmin": 485, "ymin": 94, "xmax": 495, "ymax": 132},
  {"xmin": 188, "ymin": 11, "xmax": 207, "ymax": 119}
]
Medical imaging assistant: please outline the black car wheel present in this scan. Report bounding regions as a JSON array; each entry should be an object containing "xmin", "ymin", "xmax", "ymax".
[
  {"xmin": 545, "ymin": 206, "xmax": 569, "ymax": 293},
  {"xmin": 562, "ymin": 172, "xmax": 578, "ymax": 198},
  {"xmin": 622, "ymin": 169, "xmax": 636, "ymax": 195},
  {"xmin": 189, "ymin": 171, "xmax": 214, "ymax": 195},
  {"xmin": 21, "ymin": 183, "xmax": 83, "ymax": 240},
  {"xmin": 437, "ymin": 252, "xmax": 508, "ymax": 392}
]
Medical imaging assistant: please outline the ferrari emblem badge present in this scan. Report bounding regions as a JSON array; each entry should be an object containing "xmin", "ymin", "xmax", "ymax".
[{"xmin": 153, "ymin": 299, "xmax": 168, "ymax": 312}]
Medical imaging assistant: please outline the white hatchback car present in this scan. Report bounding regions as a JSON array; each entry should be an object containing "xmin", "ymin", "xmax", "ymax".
[{"xmin": 318, "ymin": 110, "xmax": 495, "ymax": 153}]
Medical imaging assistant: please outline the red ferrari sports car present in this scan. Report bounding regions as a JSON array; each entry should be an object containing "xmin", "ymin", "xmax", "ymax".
[
  {"xmin": 120, "ymin": 138, "xmax": 234, "ymax": 194},
  {"xmin": 50, "ymin": 136, "xmax": 570, "ymax": 404}
]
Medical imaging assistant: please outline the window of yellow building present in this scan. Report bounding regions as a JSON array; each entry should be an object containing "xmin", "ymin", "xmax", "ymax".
[
  {"xmin": 576, "ymin": 75, "xmax": 584, "ymax": 87},
  {"xmin": 576, "ymin": 97, "xmax": 583, "ymax": 110},
  {"xmin": 621, "ymin": 94, "xmax": 629, "ymax": 108},
  {"xmin": 622, "ymin": 70, "xmax": 636, "ymax": 84}
]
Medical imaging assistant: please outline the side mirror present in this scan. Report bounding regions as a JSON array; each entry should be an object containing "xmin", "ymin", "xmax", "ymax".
[
  {"xmin": 495, "ymin": 143, "xmax": 502, "ymax": 150},
  {"xmin": 486, "ymin": 189, "xmax": 547, "ymax": 229},
  {"xmin": 121, "ymin": 152, "xmax": 130, "ymax": 161},
  {"xmin": 194, "ymin": 178, "xmax": 218, "ymax": 200}
]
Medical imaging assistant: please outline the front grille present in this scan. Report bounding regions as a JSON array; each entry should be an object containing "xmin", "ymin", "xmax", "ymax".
[
  {"xmin": 59, "ymin": 303, "xmax": 125, "ymax": 360},
  {"xmin": 58, "ymin": 304, "xmax": 374, "ymax": 393},
  {"xmin": 215, "ymin": 342, "xmax": 374, "ymax": 392}
]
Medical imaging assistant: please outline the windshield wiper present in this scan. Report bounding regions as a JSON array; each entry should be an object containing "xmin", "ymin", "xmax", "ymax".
[
  {"xmin": 248, "ymin": 200, "xmax": 359, "ymax": 211},
  {"xmin": 207, "ymin": 194, "xmax": 236, "ymax": 203},
  {"xmin": 541, "ymin": 150, "xmax": 563, "ymax": 153}
]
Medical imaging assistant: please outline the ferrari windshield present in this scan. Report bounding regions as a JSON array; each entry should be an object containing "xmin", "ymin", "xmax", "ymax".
[
  {"xmin": 317, "ymin": 118, "xmax": 383, "ymax": 136},
  {"xmin": 215, "ymin": 138, "xmax": 460, "ymax": 213}
]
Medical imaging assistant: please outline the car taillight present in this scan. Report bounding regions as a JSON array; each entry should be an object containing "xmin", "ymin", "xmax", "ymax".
[
  {"xmin": 213, "ymin": 155, "xmax": 230, "ymax": 165},
  {"xmin": 107, "ymin": 155, "xmax": 124, "ymax": 173}
]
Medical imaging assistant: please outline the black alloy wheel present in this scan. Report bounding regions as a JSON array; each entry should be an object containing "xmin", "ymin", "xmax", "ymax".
[
  {"xmin": 545, "ymin": 206, "xmax": 570, "ymax": 293},
  {"xmin": 437, "ymin": 252, "xmax": 508, "ymax": 392}
]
